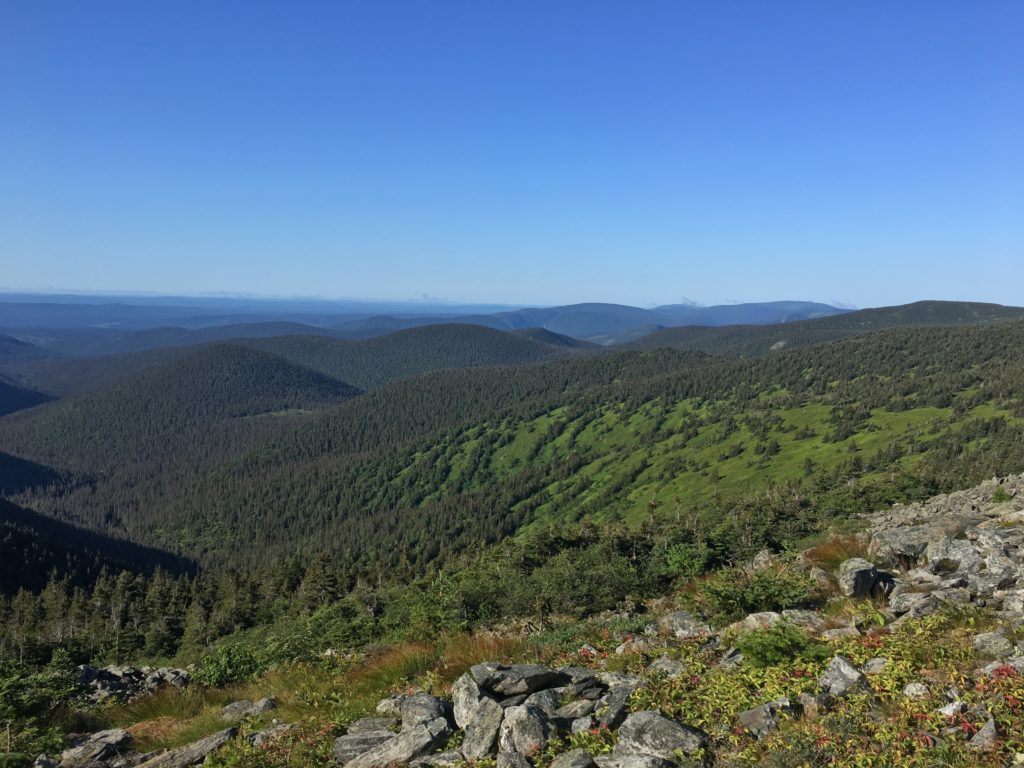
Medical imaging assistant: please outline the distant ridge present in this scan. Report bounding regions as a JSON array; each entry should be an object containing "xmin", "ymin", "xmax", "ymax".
[{"xmin": 633, "ymin": 300, "xmax": 1024, "ymax": 356}]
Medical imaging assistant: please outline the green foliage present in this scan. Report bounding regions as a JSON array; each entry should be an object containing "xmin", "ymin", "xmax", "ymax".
[
  {"xmin": 691, "ymin": 565, "xmax": 814, "ymax": 622},
  {"xmin": 193, "ymin": 645, "xmax": 264, "ymax": 687},
  {"xmin": 992, "ymin": 485, "xmax": 1012, "ymax": 503},
  {"xmin": 734, "ymin": 623, "xmax": 829, "ymax": 667},
  {"xmin": 0, "ymin": 651, "xmax": 80, "ymax": 759}
]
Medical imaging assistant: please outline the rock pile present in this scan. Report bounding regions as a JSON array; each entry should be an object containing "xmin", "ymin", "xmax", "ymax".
[{"xmin": 77, "ymin": 665, "xmax": 190, "ymax": 703}]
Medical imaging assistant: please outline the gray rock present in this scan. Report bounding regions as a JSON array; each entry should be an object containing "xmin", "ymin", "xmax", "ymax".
[
  {"xmin": 796, "ymin": 692, "xmax": 832, "ymax": 719},
  {"xmin": 61, "ymin": 728, "xmax": 133, "ymax": 764},
  {"xmin": 737, "ymin": 697, "xmax": 799, "ymax": 739},
  {"xmin": 837, "ymin": 558, "xmax": 880, "ymax": 598},
  {"xmin": 861, "ymin": 657, "xmax": 889, "ymax": 675},
  {"xmin": 555, "ymin": 699, "xmax": 596, "ymax": 719},
  {"xmin": 973, "ymin": 632, "xmax": 1015, "ymax": 659},
  {"xmin": 598, "ymin": 685, "xmax": 636, "ymax": 730},
  {"xmin": 595, "ymin": 757, "xmax": 675, "ymax": 768},
  {"xmin": 249, "ymin": 723, "xmax": 295, "ymax": 746},
  {"xmin": 614, "ymin": 711, "xmax": 709, "ymax": 760},
  {"xmin": 969, "ymin": 719, "xmax": 999, "ymax": 751},
  {"xmin": 525, "ymin": 688, "xmax": 563, "ymax": 716},
  {"xmin": 343, "ymin": 717, "xmax": 451, "ymax": 768},
  {"xmin": 728, "ymin": 611, "xmax": 782, "ymax": 633},
  {"xmin": 332, "ymin": 730, "xmax": 395, "ymax": 764},
  {"xmin": 657, "ymin": 611, "xmax": 711, "ymax": 639},
  {"xmin": 472, "ymin": 663, "xmax": 569, "ymax": 696},
  {"xmin": 550, "ymin": 748, "xmax": 598, "ymax": 768},
  {"xmin": 135, "ymin": 728, "xmax": 237, "ymax": 768},
  {"xmin": 820, "ymin": 627, "xmax": 860, "ymax": 641},
  {"xmin": 781, "ymin": 609, "xmax": 825, "ymax": 632},
  {"xmin": 819, "ymin": 656, "xmax": 867, "ymax": 697},
  {"xmin": 401, "ymin": 693, "xmax": 450, "ymax": 730},
  {"xmin": 375, "ymin": 695, "xmax": 406, "ymax": 717},
  {"xmin": 462, "ymin": 697, "xmax": 504, "ymax": 760},
  {"xmin": 32, "ymin": 757, "xmax": 58, "ymax": 768},
  {"xmin": 888, "ymin": 588, "xmax": 935, "ymax": 615},
  {"xmin": 902, "ymin": 682, "xmax": 929, "ymax": 700},
  {"xmin": 221, "ymin": 697, "xmax": 276, "ymax": 722},
  {"xmin": 409, "ymin": 751, "xmax": 465, "ymax": 768},
  {"xmin": 346, "ymin": 717, "xmax": 398, "ymax": 734},
  {"xmin": 646, "ymin": 656, "xmax": 686, "ymax": 679},
  {"xmin": 497, "ymin": 753, "xmax": 532, "ymax": 768},
  {"xmin": 453, "ymin": 672, "xmax": 489, "ymax": 729},
  {"xmin": 498, "ymin": 704, "xmax": 552, "ymax": 755},
  {"xmin": 570, "ymin": 716, "xmax": 595, "ymax": 733},
  {"xmin": 869, "ymin": 526, "xmax": 934, "ymax": 567}
]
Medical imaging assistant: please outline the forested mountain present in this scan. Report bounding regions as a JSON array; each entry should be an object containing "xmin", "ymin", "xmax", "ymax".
[
  {"xmin": 0, "ymin": 344, "xmax": 360, "ymax": 472},
  {"xmin": 244, "ymin": 324, "xmax": 589, "ymax": 389},
  {"xmin": 2, "ymin": 324, "xmax": 589, "ymax": 397},
  {"xmin": 633, "ymin": 300, "xmax": 1024, "ymax": 356},
  {"xmin": 2, "ymin": 320, "xmax": 1021, "ymax": 579}
]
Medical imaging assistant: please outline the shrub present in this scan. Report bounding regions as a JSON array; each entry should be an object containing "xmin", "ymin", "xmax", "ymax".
[
  {"xmin": 690, "ymin": 565, "xmax": 813, "ymax": 622},
  {"xmin": 735, "ymin": 623, "xmax": 829, "ymax": 668},
  {"xmin": 193, "ymin": 644, "xmax": 264, "ymax": 687},
  {"xmin": 992, "ymin": 486, "xmax": 1012, "ymax": 504}
]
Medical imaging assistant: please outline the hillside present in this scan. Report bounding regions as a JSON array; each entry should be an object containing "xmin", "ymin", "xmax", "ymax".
[
  {"xmin": 634, "ymin": 300, "xmax": 1024, "ymax": 356},
  {"xmin": 4, "ymin": 320, "xmax": 1022, "ymax": 573},
  {"xmin": 0, "ymin": 334, "xmax": 53, "ymax": 365},
  {"xmin": 0, "ymin": 375, "xmax": 52, "ymax": 417},
  {"xmin": 0, "ymin": 498, "xmax": 194, "ymax": 593},
  {"xmin": 0, "ymin": 343, "xmax": 360, "ymax": 472}
]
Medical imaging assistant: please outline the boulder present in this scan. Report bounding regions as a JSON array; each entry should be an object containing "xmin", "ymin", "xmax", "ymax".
[
  {"xmin": 342, "ymin": 717, "xmax": 451, "ymax": 768},
  {"xmin": 249, "ymin": 723, "xmax": 295, "ymax": 747},
  {"xmin": 498, "ymin": 704, "xmax": 552, "ymax": 755},
  {"xmin": 613, "ymin": 711, "xmax": 709, "ymax": 761},
  {"xmin": 728, "ymin": 612, "xmax": 782, "ymax": 634},
  {"xmin": 595, "ymin": 757, "xmax": 675, "ymax": 768},
  {"xmin": 737, "ymin": 697, "xmax": 799, "ymax": 739},
  {"xmin": 781, "ymin": 609, "xmax": 825, "ymax": 632},
  {"xmin": 555, "ymin": 699, "xmax": 596, "ymax": 719},
  {"xmin": 333, "ymin": 730, "xmax": 396, "ymax": 764},
  {"xmin": 221, "ymin": 697, "xmax": 276, "ymax": 722},
  {"xmin": 525, "ymin": 689, "xmax": 564, "ymax": 716},
  {"xmin": 657, "ymin": 611, "xmax": 711, "ymax": 639},
  {"xmin": 471, "ymin": 663, "xmax": 568, "ymax": 696},
  {"xmin": 400, "ymin": 693, "xmax": 450, "ymax": 730},
  {"xmin": 861, "ymin": 657, "xmax": 889, "ymax": 675},
  {"xmin": 819, "ymin": 656, "xmax": 866, "ymax": 697},
  {"xmin": 497, "ymin": 753, "xmax": 532, "ymax": 768},
  {"xmin": 345, "ymin": 717, "xmax": 398, "ymax": 734},
  {"xmin": 837, "ymin": 558, "xmax": 880, "ymax": 598},
  {"xmin": 550, "ymin": 748, "xmax": 598, "ymax": 768},
  {"xmin": 646, "ymin": 657, "xmax": 686, "ymax": 679},
  {"xmin": 973, "ymin": 632, "xmax": 1014, "ymax": 659},
  {"xmin": 410, "ymin": 751, "xmax": 465, "ymax": 768},
  {"xmin": 462, "ymin": 697, "xmax": 504, "ymax": 760},
  {"xmin": 61, "ymin": 728, "xmax": 133, "ymax": 765},
  {"xmin": 969, "ymin": 719, "xmax": 999, "ymax": 751},
  {"xmin": 452, "ymin": 672, "xmax": 490, "ymax": 729},
  {"xmin": 136, "ymin": 728, "xmax": 237, "ymax": 768}
]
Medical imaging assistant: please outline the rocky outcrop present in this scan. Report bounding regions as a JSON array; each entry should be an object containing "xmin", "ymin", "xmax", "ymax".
[{"xmin": 77, "ymin": 666, "xmax": 189, "ymax": 704}]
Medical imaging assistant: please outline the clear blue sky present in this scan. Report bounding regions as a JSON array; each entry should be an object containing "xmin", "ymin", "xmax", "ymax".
[{"xmin": 2, "ymin": 1, "xmax": 1022, "ymax": 308}]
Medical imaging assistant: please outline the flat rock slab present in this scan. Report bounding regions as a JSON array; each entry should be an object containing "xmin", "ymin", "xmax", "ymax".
[{"xmin": 136, "ymin": 728, "xmax": 237, "ymax": 768}]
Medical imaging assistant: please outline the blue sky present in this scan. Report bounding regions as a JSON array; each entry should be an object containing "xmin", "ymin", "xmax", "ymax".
[{"xmin": 2, "ymin": 2, "xmax": 1022, "ymax": 308}]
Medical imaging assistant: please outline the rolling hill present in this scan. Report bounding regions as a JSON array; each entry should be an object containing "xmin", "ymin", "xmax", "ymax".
[{"xmin": 3, "ymin": 323, "xmax": 591, "ymax": 397}]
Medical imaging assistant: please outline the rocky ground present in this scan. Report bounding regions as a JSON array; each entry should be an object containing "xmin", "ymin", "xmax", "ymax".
[{"xmin": 38, "ymin": 474, "xmax": 1024, "ymax": 768}]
